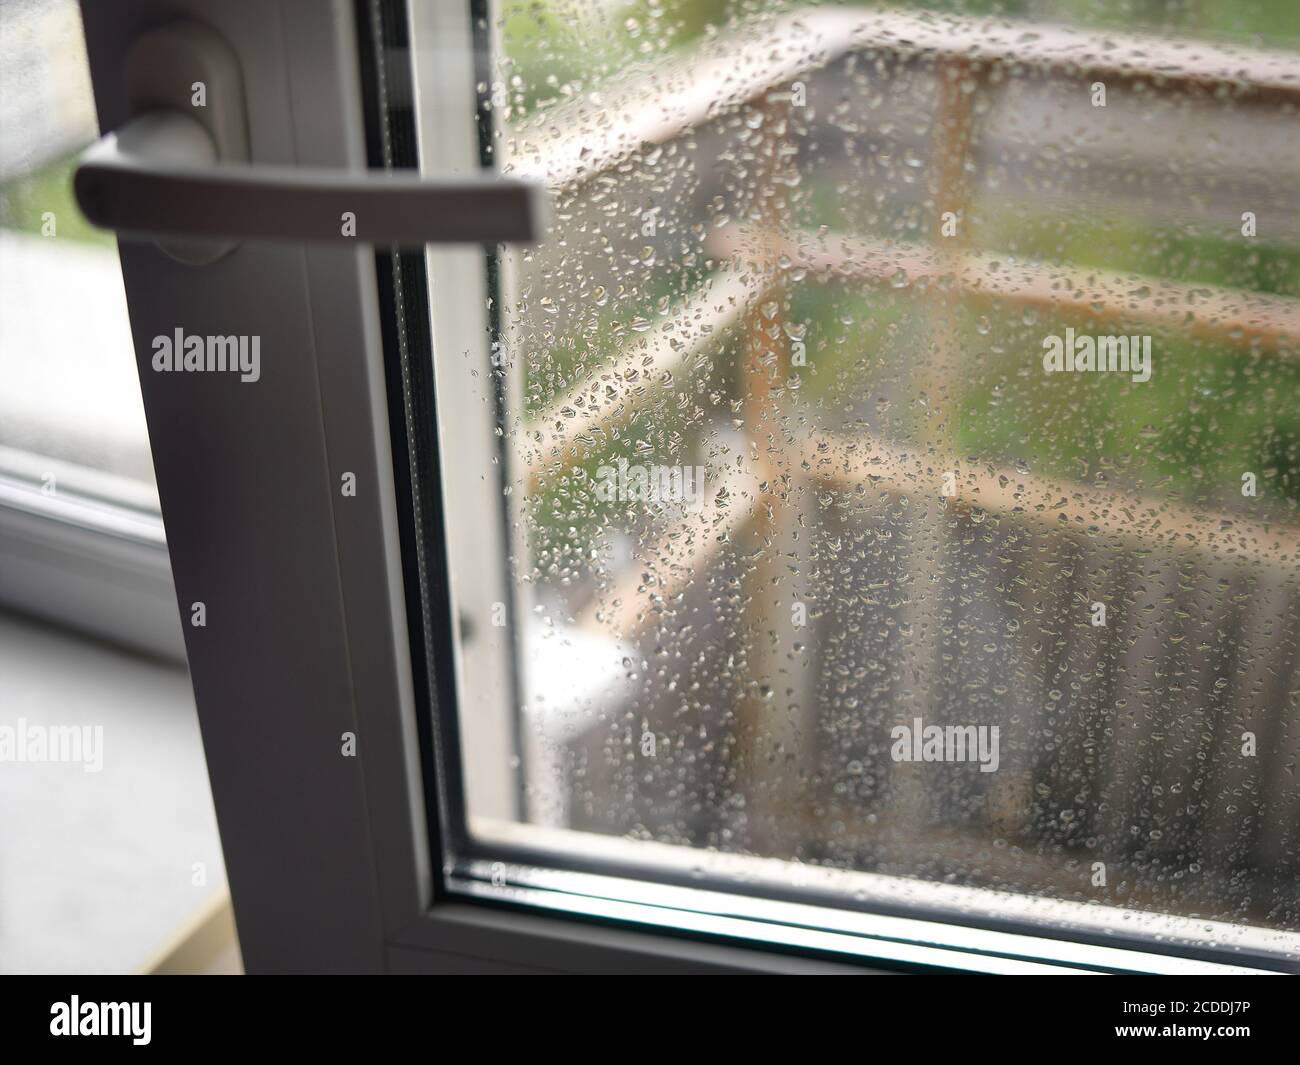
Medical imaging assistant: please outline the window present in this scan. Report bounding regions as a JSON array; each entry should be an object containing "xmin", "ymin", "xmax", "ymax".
[
  {"xmin": 0, "ymin": 0, "xmax": 155, "ymax": 491},
  {"xmin": 417, "ymin": 0, "xmax": 1300, "ymax": 969},
  {"xmin": 75, "ymin": 0, "xmax": 1299, "ymax": 976},
  {"xmin": 0, "ymin": 0, "xmax": 176, "ymax": 658}
]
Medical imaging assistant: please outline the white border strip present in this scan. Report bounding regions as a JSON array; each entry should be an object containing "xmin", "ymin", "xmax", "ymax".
[{"xmin": 469, "ymin": 816, "xmax": 1299, "ymax": 971}]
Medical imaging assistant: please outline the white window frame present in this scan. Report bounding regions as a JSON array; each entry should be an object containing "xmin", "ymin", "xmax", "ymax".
[{"xmin": 72, "ymin": 0, "xmax": 1299, "ymax": 974}]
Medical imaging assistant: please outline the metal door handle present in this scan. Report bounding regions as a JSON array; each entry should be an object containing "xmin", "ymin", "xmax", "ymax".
[{"xmin": 73, "ymin": 22, "xmax": 542, "ymax": 264}]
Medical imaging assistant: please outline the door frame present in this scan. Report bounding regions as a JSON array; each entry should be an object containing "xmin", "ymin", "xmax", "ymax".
[{"xmin": 80, "ymin": 0, "xmax": 1294, "ymax": 975}]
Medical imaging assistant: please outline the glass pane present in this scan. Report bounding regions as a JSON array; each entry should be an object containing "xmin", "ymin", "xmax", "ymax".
[
  {"xmin": 0, "ymin": 0, "xmax": 156, "ymax": 507},
  {"xmin": 427, "ymin": 0, "xmax": 1300, "ymax": 961}
]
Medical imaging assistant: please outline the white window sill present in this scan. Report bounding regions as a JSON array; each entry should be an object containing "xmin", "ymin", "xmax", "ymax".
[{"xmin": 0, "ymin": 608, "xmax": 226, "ymax": 973}]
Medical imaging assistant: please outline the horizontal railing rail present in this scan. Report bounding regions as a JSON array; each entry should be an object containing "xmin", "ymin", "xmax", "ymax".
[
  {"xmin": 711, "ymin": 225, "xmax": 1300, "ymax": 355},
  {"xmin": 506, "ymin": 6, "xmax": 1300, "ymax": 191}
]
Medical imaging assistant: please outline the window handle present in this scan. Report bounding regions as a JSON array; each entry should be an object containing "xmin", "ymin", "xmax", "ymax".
[{"xmin": 73, "ymin": 22, "xmax": 543, "ymax": 265}]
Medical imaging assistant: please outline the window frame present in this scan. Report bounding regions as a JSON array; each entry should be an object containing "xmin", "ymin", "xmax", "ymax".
[
  {"xmin": 76, "ymin": 0, "xmax": 1298, "ymax": 974},
  {"xmin": 0, "ymin": 453, "xmax": 182, "ymax": 660}
]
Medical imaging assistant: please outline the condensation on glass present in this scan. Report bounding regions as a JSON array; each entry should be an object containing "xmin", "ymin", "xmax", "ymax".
[{"xmin": 460, "ymin": 0, "xmax": 1300, "ymax": 953}]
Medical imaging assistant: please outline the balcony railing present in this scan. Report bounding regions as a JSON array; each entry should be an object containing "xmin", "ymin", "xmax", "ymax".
[{"xmin": 499, "ymin": 5, "xmax": 1300, "ymax": 937}]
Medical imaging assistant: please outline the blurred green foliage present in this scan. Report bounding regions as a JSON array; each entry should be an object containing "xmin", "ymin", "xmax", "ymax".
[
  {"xmin": 502, "ymin": 0, "xmax": 1299, "ymax": 120},
  {"xmin": 0, "ymin": 151, "xmax": 109, "ymax": 246}
]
